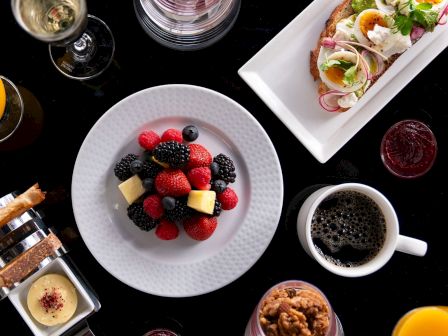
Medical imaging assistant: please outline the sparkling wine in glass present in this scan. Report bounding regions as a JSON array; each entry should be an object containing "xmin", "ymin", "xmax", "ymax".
[{"xmin": 11, "ymin": 0, "xmax": 115, "ymax": 80}]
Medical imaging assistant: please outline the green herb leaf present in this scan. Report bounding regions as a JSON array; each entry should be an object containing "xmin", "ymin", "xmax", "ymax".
[
  {"xmin": 394, "ymin": 14, "xmax": 414, "ymax": 35},
  {"xmin": 320, "ymin": 59, "xmax": 354, "ymax": 72},
  {"xmin": 343, "ymin": 66, "xmax": 357, "ymax": 85},
  {"xmin": 411, "ymin": 8, "xmax": 439, "ymax": 31}
]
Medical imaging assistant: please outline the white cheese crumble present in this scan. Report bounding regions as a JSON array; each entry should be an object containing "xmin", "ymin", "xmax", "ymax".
[
  {"xmin": 338, "ymin": 92, "xmax": 359, "ymax": 108},
  {"xmin": 367, "ymin": 24, "xmax": 412, "ymax": 57}
]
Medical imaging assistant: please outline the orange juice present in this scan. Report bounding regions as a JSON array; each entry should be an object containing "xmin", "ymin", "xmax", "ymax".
[{"xmin": 393, "ymin": 306, "xmax": 448, "ymax": 336}]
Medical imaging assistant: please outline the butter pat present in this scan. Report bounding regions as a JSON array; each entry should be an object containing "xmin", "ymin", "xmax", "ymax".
[
  {"xmin": 118, "ymin": 175, "xmax": 145, "ymax": 204},
  {"xmin": 187, "ymin": 190, "xmax": 216, "ymax": 215}
]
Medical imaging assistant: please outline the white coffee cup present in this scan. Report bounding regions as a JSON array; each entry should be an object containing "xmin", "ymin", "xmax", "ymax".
[{"xmin": 297, "ymin": 183, "xmax": 427, "ymax": 277}]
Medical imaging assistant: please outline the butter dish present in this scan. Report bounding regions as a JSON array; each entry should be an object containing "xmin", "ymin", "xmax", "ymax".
[{"xmin": 8, "ymin": 256, "xmax": 99, "ymax": 336}]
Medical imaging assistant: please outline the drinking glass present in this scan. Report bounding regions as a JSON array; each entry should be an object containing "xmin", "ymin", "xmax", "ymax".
[
  {"xmin": 245, "ymin": 280, "xmax": 344, "ymax": 336},
  {"xmin": 134, "ymin": 0, "xmax": 241, "ymax": 50},
  {"xmin": 380, "ymin": 119, "xmax": 437, "ymax": 178},
  {"xmin": 11, "ymin": 0, "xmax": 115, "ymax": 80},
  {"xmin": 392, "ymin": 306, "xmax": 448, "ymax": 336},
  {"xmin": 0, "ymin": 76, "xmax": 24, "ymax": 144},
  {"xmin": 0, "ymin": 76, "xmax": 44, "ymax": 151}
]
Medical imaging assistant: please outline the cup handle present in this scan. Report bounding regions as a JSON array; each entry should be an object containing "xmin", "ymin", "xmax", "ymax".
[{"xmin": 396, "ymin": 235, "xmax": 427, "ymax": 256}]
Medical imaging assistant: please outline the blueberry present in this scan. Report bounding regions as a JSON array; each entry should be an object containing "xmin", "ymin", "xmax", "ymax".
[
  {"xmin": 130, "ymin": 160, "xmax": 144, "ymax": 174},
  {"xmin": 162, "ymin": 196, "xmax": 176, "ymax": 210},
  {"xmin": 212, "ymin": 179, "xmax": 227, "ymax": 193},
  {"xmin": 210, "ymin": 162, "xmax": 220, "ymax": 176},
  {"xmin": 142, "ymin": 178, "xmax": 154, "ymax": 191},
  {"xmin": 182, "ymin": 125, "xmax": 199, "ymax": 142}
]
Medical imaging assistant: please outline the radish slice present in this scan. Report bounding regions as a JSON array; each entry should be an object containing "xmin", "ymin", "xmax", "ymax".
[
  {"xmin": 438, "ymin": 5, "xmax": 448, "ymax": 25},
  {"xmin": 319, "ymin": 90, "xmax": 347, "ymax": 112},
  {"xmin": 411, "ymin": 26, "xmax": 425, "ymax": 41},
  {"xmin": 337, "ymin": 40, "xmax": 388, "ymax": 61},
  {"xmin": 321, "ymin": 37, "xmax": 336, "ymax": 49}
]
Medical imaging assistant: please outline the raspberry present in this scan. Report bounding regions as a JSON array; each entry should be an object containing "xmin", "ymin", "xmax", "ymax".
[
  {"xmin": 161, "ymin": 128, "xmax": 183, "ymax": 143},
  {"xmin": 187, "ymin": 167, "xmax": 211, "ymax": 190},
  {"xmin": 138, "ymin": 130, "xmax": 160, "ymax": 151},
  {"xmin": 187, "ymin": 144, "xmax": 212, "ymax": 169},
  {"xmin": 183, "ymin": 215, "xmax": 218, "ymax": 241},
  {"xmin": 143, "ymin": 194, "xmax": 164, "ymax": 219},
  {"xmin": 217, "ymin": 187, "xmax": 238, "ymax": 210},
  {"xmin": 155, "ymin": 219, "xmax": 179, "ymax": 240}
]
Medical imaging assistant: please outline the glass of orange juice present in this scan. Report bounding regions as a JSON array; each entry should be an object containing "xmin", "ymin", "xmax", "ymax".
[
  {"xmin": 0, "ymin": 75, "xmax": 24, "ymax": 143},
  {"xmin": 393, "ymin": 306, "xmax": 448, "ymax": 336}
]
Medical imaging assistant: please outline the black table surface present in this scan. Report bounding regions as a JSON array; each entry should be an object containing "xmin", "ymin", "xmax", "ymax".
[{"xmin": 1, "ymin": 1, "xmax": 448, "ymax": 335}]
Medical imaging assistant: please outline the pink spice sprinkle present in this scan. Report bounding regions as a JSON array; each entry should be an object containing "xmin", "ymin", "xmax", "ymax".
[{"xmin": 39, "ymin": 287, "xmax": 64, "ymax": 312}]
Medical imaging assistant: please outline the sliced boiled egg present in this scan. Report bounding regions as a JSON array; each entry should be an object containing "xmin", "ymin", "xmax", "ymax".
[
  {"xmin": 375, "ymin": 0, "xmax": 396, "ymax": 14},
  {"xmin": 354, "ymin": 9, "xmax": 391, "ymax": 45},
  {"xmin": 318, "ymin": 50, "xmax": 368, "ymax": 93}
]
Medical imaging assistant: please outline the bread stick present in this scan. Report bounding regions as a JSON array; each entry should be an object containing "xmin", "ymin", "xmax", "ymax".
[{"xmin": 0, "ymin": 184, "xmax": 46, "ymax": 229}]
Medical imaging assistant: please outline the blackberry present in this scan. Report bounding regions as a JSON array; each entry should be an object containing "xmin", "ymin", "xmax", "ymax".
[
  {"xmin": 213, "ymin": 154, "xmax": 236, "ymax": 183},
  {"xmin": 153, "ymin": 141, "xmax": 190, "ymax": 168},
  {"xmin": 165, "ymin": 198, "xmax": 193, "ymax": 222},
  {"xmin": 114, "ymin": 153, "xmax": 138, "ymax": 181},
  {"xmin": 127, "ymin": 203, "xmax": 158, "ymax": 231},
  {"xmin": 138, "ymin": 161, "xmax": 162, "ymax": 179},
  {"xmin": 213, "ymin": 199, "xmax": 222, "ymax": 217}
]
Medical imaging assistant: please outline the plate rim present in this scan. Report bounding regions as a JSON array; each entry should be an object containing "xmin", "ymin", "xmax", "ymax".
[{"xmin": 71, "ymin": 83, "xmax": 284, "ymax": 297}]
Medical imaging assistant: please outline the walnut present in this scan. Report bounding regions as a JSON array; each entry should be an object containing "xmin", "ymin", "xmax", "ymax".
[{"xmin": 259, "ymin": 286, "xmax": 330, "ymax": 336}]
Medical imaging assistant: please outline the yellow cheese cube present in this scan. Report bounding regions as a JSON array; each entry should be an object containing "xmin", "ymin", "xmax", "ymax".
[
  {"xmin": 187, "ymin": 190, "xmax": 216, "ymax": 215},
  {"xmin": 118, "ymin": 175, "xmax": 145, "ymax": 204}
]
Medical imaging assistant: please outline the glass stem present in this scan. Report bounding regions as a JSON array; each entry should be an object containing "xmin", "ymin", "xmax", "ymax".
[{"xmin": 68, "ymin": 32, "xmax": 96, "ymax": 62}]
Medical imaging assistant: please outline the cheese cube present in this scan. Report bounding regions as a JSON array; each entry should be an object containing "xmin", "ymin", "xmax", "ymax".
[
  {"xmin": 187, "ymin": 190, "xmax": 216, "ymax": 215},
  {"xmin": 118, "ymin": 175, "xmax": 145, "ymax": 204}
]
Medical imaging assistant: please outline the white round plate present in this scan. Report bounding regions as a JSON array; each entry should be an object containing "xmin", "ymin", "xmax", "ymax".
[{"xmin": 72, "ymin": 84, "xmax": 283, "ymax": 297}]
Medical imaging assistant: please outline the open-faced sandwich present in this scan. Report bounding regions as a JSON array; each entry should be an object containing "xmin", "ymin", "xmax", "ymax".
[{"xmin": 310, "ymin": 0, "xmax": 448, "ymax": 112}]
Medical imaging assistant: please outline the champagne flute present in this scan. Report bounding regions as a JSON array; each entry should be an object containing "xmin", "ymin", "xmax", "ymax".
[{"xmin": 11, "ymin": 0, "xmax": 115, "ymax": 80}]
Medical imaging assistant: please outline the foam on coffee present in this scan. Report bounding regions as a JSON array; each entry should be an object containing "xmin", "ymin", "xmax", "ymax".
[{"xmin": 311, "ymin": 190, "xmax": 386, "ymax": 267}]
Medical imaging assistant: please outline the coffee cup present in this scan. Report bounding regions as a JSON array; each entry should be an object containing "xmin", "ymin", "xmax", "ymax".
[{"xmin": 296, "ymin": 183, "xmax": 427, "ymax": 277}]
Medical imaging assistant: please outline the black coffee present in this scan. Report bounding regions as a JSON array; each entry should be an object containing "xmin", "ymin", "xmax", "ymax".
[{"xmin": 311, "ymin": 190, "xmax": 386, "ymax": 267}]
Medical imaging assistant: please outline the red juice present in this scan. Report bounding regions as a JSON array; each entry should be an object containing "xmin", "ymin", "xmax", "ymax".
[{"xmin": 381, "ymin": 120, "xmax": 437, "ymax": 178}]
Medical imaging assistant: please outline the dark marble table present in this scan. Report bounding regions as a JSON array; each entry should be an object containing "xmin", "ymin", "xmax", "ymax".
[{"xmin": 1, "ymin": 1, "xmax": 448, "ymax": 335}]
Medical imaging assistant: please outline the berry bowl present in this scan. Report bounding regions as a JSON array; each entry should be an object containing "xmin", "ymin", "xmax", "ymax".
[{"xmin": 72, "ymin": 84, "xmax": 283, "ymax": 297}]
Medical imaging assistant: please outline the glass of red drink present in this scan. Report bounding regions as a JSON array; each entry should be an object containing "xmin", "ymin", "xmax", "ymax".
[{"xmin": 381, "ymin": 119, "xmax": 437, "ymax": 179}]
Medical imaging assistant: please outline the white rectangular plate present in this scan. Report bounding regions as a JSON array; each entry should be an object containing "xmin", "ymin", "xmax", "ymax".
[{"xmin": 238, "ymin": 0, "xmax": 448, "ymax": 163}]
